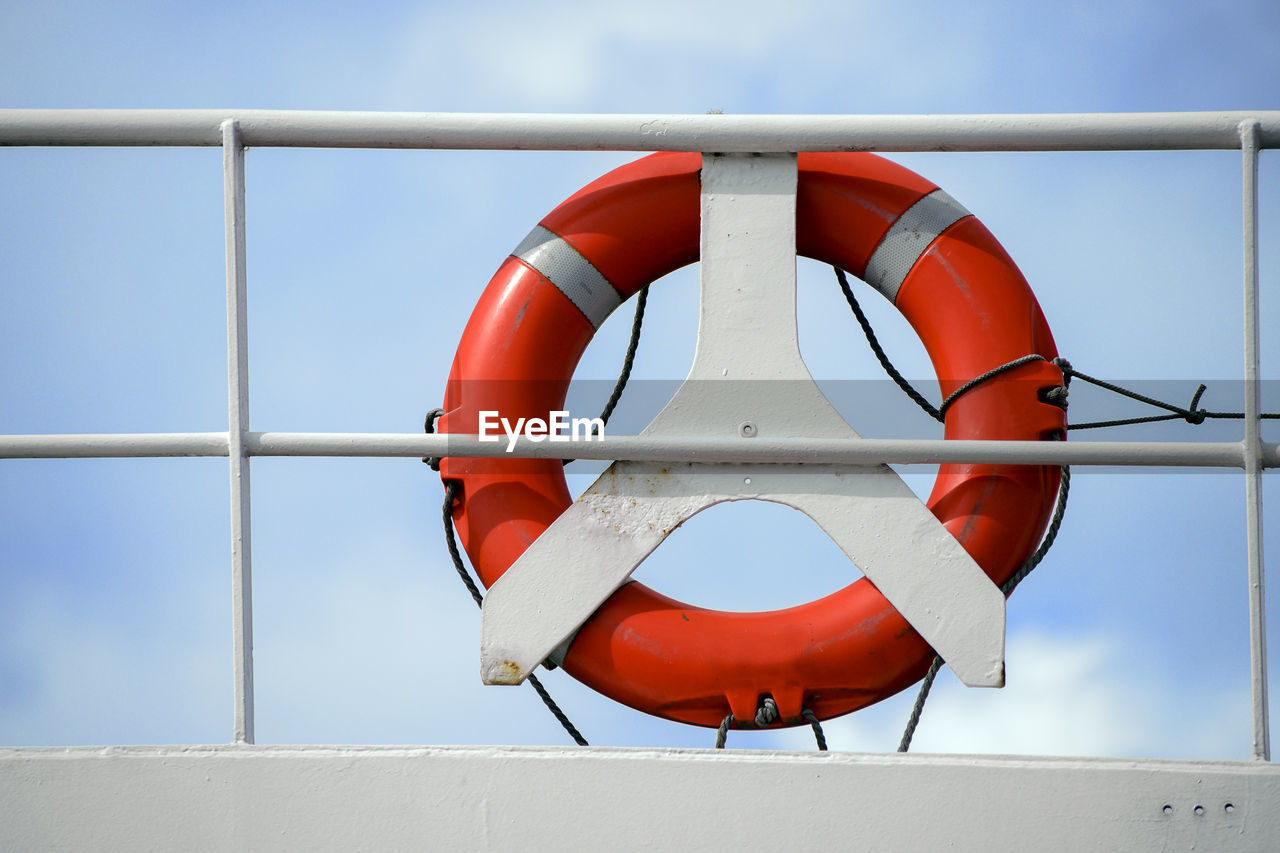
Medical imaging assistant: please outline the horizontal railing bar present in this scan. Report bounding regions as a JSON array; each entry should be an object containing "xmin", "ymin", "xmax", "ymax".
[
  {"xmin": 4, "ymin": 432, "xmax": 1276, "ymax": 468},
  {"xmin": 248, "ymin": 433, "xmax": 1273, "ymax": 467},
  {"xmin": 1, "ymin": 110, "xmax": 1279, "ymax": 151},
  {"xmin": 0, "ymin": 433, "xmax": 230, "ymax": 458}
]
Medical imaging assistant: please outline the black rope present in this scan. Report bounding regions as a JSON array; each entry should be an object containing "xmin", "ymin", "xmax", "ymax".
[
  {"xmin": 897, "ymin": 454, "xmax": 1071, "ymax": 752},
  {"xmin": 564, "ymin": 283, "xmax": 650, "ymax": 463},
  {"xmin": 597, "ymin": 284, "xmax": 649, "ymax": 431},
  {"xmin": 840, "ymin": 257, "xmax": 1276, "ymax": 749},
  {"xmin": 422, "ymin": 407, "xmax": 445, "ymax": 471},
  {"xmin": 439, "ymin": 481, "xmax": 589, "ymax": 746},
  {"xmin": 1061, "ymin": 369, "xmax": 1279, "ymax": 430},
  {"xmin": 715, "ymin": 714, "xmax": 734, "ymax": 749},
  {"xmin": 441, "ymin": 481, "xmax": 484, "ymax": 608},
  {"xmin": 1065, "ymin": 368, "xmax": 1206, "ymax": 422},
  {"xmin": 836, "ymin": 267, "xmax": 1280, "ymax": 432},
  {"xmin": 801, "ymin": 709, "xmax": 829, "ymax": 751},
  {"xmin": 836, "ymin": 268, "xmax": 942, "ymax": 422},
  {"xmin": 896, "ymin": 656, "xmax": 944, "ymax": 753},
  {"xmin": 524, "ymin": 671, "xmax": 589, "ymax": 747},
  {"xmin": 423, "ymin": 283, "xmax": 653, "ymax": 745},
  {"xmin": 939, "ymin": 354, "xmax": 1058, "ymax": 419},
  {"xmin": 834, "ymin": 266, "xmax": 1079, "ymax": 753},
  {"xmin": 754, "ymin": 696, "xmax": 780, "ymax": 727},
  {"xmin": 714, "ymin": 697, "xmax": 829, "ymax": 751},
  {"xmin": 1068, "ymin": 412, "xmax": 1198, "ymax": 430},
  {"xmin": 837, "ymin": 268, "xmax": 1075, "ymax": 422},
  {"xmin": 1001, "ymin": 461, "xmax": 1072, "ymax": 597}
]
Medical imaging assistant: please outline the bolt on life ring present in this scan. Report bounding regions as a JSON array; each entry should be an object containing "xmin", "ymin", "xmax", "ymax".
[{"xmin": 438, "ymin": 151, "xmax": 1065, "ymax": 729}]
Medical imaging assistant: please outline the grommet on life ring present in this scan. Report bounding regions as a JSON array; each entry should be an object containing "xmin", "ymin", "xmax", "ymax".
[{"xmin": 438, "ymin": 152, "xmax": 1066, "ymax": 729}]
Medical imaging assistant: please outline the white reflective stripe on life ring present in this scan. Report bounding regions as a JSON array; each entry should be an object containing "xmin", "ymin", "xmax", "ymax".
[
  {"xmin": 863, "ymin": 188, "xmax": 971, "ymax": 302},
  {"xmin": 513, "ymin": 224, "xmax": 622, "ymax": 329}
]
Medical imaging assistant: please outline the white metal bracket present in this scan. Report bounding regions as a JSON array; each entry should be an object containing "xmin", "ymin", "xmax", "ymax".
[{"xmin": 480, "ymin": 153, "xmax": 1005, "ymax": 689}]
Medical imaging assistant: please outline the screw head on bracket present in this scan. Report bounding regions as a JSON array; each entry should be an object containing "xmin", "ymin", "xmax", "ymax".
[{"xmin": 738, "ymin": 421, "xmax": 757, "ymax": 438}]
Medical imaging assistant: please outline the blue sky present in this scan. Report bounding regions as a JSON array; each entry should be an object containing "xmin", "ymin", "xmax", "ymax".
[{"xmin": 1, "ymin": 0, "xmax": 1278, "ymax": 756}]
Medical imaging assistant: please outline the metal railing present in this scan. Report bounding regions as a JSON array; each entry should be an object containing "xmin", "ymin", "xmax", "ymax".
[{"xmin": 1, "ymin": 109, "xmax": 1275, "ymax": 757}]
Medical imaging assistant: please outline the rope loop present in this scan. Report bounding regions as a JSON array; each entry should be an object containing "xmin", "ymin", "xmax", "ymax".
[
  {"xmin": 422, "ymin": 407, "xmax": 445, "ymax": 470},
  {"xmin": 835, "ymin": 268, "xmax": 1071, "ymax": 423},
  {"xmin": 716, "ymin": 703, "xmax": 828, "ymax": 751},
  {"xmin": 754, "ymin": 696, "xmax": 780, "ymax": 728},
  {"xmin": 938, "ymin": 353, "xmax": 1061, "ymax": 419},
  {"xmin": 1184, "ymin": 384, "xmax": 1208, "ymax": 424}
]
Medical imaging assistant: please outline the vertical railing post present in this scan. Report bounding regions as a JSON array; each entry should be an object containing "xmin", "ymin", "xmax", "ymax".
[
  {"xmin": 222, "ymin": 119, "xmax": 255, "ymax": 745},
  {"xmin": 1240, "ymin": 120, "xmax": 1269, "ymax": 761}
]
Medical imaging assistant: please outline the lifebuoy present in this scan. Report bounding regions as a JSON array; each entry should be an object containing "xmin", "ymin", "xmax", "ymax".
[{"xmin": 439, "ymin": 152, "xmax": 1066, "ymax": 728}]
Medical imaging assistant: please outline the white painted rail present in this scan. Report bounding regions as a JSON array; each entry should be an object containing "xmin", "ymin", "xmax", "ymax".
[
  {"xmin": 2, "ymin": 108, "xmax": 1279, "ymax": 150},
  {"xmin": 2, "ymin": 431, "xmax": 1277, "ymax": 467}
]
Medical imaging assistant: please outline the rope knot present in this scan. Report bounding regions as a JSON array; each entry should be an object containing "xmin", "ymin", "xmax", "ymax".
[
  {"xmin": 754, "ymin": 697, "xmax": 780, "ymax": 727},
  {"xmin": 1184, "ymin": 384, "xmax": 1208, "ymax": 424},
  {"xmin": 1051, "ymin": 357, "xmax": 1074, "ymax": 392},
  {"xmin": 422, "ymin": 408, "xmax": 445, "ymax": 470},
  {"xmin": 1039, "ymin": 385, "xmax": 1069, "ymax": 409}
]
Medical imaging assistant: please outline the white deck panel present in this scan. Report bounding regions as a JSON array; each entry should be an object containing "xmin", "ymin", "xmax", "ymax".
[{"xmin": 3, "ymin": 745, "xmax": 1278, "ymax": 851}]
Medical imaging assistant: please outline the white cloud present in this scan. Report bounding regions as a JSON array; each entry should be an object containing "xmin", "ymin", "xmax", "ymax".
[
  {"xmin": 803, "ymin": 630, "xmax": 1249, "ymax": 760},
  {"xmin": 385, "ymin": 0, "xmax": 844, "ymax": 111}
]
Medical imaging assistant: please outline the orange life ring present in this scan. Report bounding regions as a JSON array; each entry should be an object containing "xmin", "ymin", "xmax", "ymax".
[{"xmin": 439, "ymin": 152, "xmax": 1065, "ymax": 729}]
